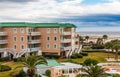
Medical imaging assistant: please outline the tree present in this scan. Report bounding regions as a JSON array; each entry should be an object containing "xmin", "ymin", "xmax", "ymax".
[
  {"xmin": 111, "ymin": 39, "xmax": 120, "ymax": 60},
  {"xmin": 102, "ymin": 35, "xmax": 108, "ymax": 43},
  {"xmin": 105, "ymin": 42, "xmax": 113, "ymax": 59},
  {"xmin": 85, "ymin": 36, "xmax": 89, "ymax": 43},
  {"xmin": 81, "ymin": 65, "xmax": 108, "ymax": 77},
  {"xmin": 79, "ymin": 36, "xmax": 85, "ymax": 44},
  {"xmin": 105, "ymin": 39, "xmax": 120, "ymax": 61},
  {"xmin": 21, "ymin": 55, "xmax": 47, "ymax": 77},
  {"xmin": 96, "ymin": 38, "xmax": 103, "ymax": 45}
]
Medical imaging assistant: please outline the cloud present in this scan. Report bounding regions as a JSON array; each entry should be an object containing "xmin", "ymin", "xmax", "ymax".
[
  {"xmin": 0, "ymin": 0, "xmax": 120, "ymax": 31},
  {"xmin": 0, "ymin": 0, "xmax": 38, "ymax": 3},
  {"xmin": 0, "ymin": 0, "xmax": 120, "ymax": 21}
]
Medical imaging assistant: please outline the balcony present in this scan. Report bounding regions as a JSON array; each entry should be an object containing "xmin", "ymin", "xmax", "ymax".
[
  {"xmin": 0, "ymin": 32, "xmax": 7, "ymax": 36},
  {"xmin": 75, "ymin": 38, "xmax": 79, "ymax": 41},
  {"xmin": 27, "ymin": 32, "xmax": 41, "ymax": 36},
  {"xmin": 61, "ymin": 39, "xmax": 71, "ymax": 43},
  {"xmin": 61, "ymin": 46, "xmax": 71, "ymax": 51},
  {"xmin": 0, "ymin": 40, "xmax": 8, "ymax": 44},
  {"xmin": 61, "ymin": 32, "xmax": 71, "ymax": 35},
  {"xmin": 28, "ymin": 40, "xmax": 41, "ymax": 44},
  {"xmin": 28, "ymin": 47, "xmax": 40, "ymax": 52}
]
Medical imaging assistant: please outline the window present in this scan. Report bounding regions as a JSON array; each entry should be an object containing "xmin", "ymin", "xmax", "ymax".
[
  {"xmin": 47, "ymin": 28, "xmax": 50, "ymax": 33},
  {"xmin": 54, "ymin": 28, "xmax": 57, "ymax": 33},
  {"xmin": 20, "ymin": 28, "xmax": 24, "ymax": 33},
  {"xmin": 21, "ymin": 37, "xmax": 24, "ymax": 42},
  {"xmin": 13, "ymin": 37, "xmax": 17, "ymax": 42},
  {"xmin": 54, "ymin": 44, "xmax": 57, "ymax": 48},
  {"xmin": 47, "ymin": 36, "xmax": 50, "ymax": 41},
  {"xmin": 46, "ymin": 44, "xmax": 50, "ymax": 49},
  {"xmin": 54, "ymin": 36, "xmax": 57, "ymax": 41},
  {"xmin": 13, "ymin": 28, "xmax": 17, "ymax": 33},
  {"xmin": 21, "ymin": 45, "xmax": 24, "ymax": 49},
  {"xmin": 14, "ymin": 45, "xmax": 17, "ymax": 49}
]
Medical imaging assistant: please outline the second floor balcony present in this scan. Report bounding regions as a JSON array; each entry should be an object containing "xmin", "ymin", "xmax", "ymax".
[
  {"xmin": 0, "ymin": 32, "xmax": 7, "ymax": 36},
  {"xmin": 28, "ymin": 40, "xmax": 41, "ymax": 44},
  {"xmin": 0, "ymin": 40, "xmax": 8, "ymax": 44},
  {"xmin": 61, "ymin": 39, "xmax": 71, "ymax": 43},
  {"xmin": 61, "ymin": 46, "xmax": 71, "ymax": 51},
  {"xmin": 27, "ymin": 32, "xmax": 41, "ymax": 36},
  {"xmin": 75, "ymin": 38, "xmax": 79, "ymax": 42},
  {"xmin": 28, "ymin": 47, "xmax": 40, "ymax": 52},
  {"xmin": 61, "ymin": 32, "xmax": 71, "ymax": 36}
]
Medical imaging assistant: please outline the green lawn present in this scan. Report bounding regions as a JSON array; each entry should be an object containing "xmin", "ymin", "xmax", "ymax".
[
  {"xmin": 0, "ymin": 61, "xmax": 23, "ymax": 77},
  {"xmin": 57, "ymin": 52, "xmax": 120, "ymax": 64}
]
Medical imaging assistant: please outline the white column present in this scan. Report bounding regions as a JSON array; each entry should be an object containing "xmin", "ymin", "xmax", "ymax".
[{"xmin": 3, "ymin": 52, "xmax": 7, "ymax": 57}]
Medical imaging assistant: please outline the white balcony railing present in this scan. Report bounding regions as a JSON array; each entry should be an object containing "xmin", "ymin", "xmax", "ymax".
[
  {"xmin": 28, "ymin": 40, "xmax": 41, "ymax": 44},
  {"xmin": 61, "ymin": 39, "xmax": 71, "ymax": 43},
  {"xmin": 61, "ymin": 46, "xmax": 71, "ymax": 51},
  {"xmin": 61, "ymin": 32, "xmax": 71, "ymax": 35},
  {"xmin": 0, "ymin": 32, "xmax": 7, "ymax": 36},
  {"xmin": 75, "ymin": 38, "xmax": 79, "ymax": 41},
  {"xmin": 0, "ymin": 40, "xmax": 8, "ymax": 44},
  {"xmin": 28, "ymin": 32, "xmax": 41, "ymax": 36},
  {"xmin": 28, "ymin": 47, "xmax": 40, "ymax": 52}
]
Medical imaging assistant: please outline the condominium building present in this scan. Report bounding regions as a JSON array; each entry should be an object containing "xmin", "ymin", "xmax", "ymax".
[{"xmin": 0, "ymin": 22, "xmax": 80, "ymax": 58}]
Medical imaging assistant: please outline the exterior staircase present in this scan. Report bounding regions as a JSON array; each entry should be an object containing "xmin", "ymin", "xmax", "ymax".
[
  {"xmin": 66, "ymin": 48, "xmax": 72, "ymax": 58},
  {"xmin": 66, "ymin": 45, "xmax": 82, "ymax": 58},
  {"xmin": 77, "ymin": 45, "xmax": 82, "ymax": 53}
]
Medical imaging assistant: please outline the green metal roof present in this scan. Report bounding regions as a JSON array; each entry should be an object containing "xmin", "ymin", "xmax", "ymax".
[
  {"xmin": 0, "ymin": 22, "xmax": 76, "ymax": 28},
  {"xmin": 36, "ymin": 60, "xmax": 62, "ymax": 68}
]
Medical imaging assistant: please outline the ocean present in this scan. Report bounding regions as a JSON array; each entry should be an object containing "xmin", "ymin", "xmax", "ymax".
[{"xmin": 78, "ymin": 31, "xmax": 120, "ymax": 38}]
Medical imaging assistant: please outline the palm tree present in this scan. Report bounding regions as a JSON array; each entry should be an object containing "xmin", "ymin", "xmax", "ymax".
[
  {"xmin": 85, "ymin": 36, "xmax": 89, "ymax": 43},
  {"xmin": 21, "ymin": 55, "xmax": 47, "ymax": 77},
  {"xmin": 102, "ymin": 35, "xmax": 108, "ymax": 43},
  {"xmin": 81, "ymin": 65, "xmax": 108, "ymax": 77},
  {"xmin": 112, "ymin": 44, "xmax": 120, "ymax": 60},
  {"xmin": 79, "ymin": 36, "xmax": 85, "ymax": 44},
  {"xmin": 111, "ymin": 39, "xmax": 120, "ymax": 60},
  {"xmin": 96, "ymin": 38, "xmax": 103, "ymax": 45},
  {"xmin": 105, "ymin": 42, "xmax": 112, "ymax": 59}
]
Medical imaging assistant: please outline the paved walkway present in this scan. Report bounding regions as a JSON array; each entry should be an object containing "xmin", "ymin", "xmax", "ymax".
[{"xmin": 106, "ymin": 58, "xmax": 120, "ymax": 61}]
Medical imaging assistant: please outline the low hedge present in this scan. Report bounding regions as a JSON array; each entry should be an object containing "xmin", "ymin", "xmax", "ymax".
[
  {"xmin": 0, "ymin": 57, "xmax": 9, "ymax": 62},
  {"xmin": 13, "ymin": 57, "xmax": 25, "ymax": 62},
  {"xmin": 80, "ymin": 52, "xmax": 88, "ymax": 56},
  {"xmin": 44, "ymin": 55, "xmax": 60, "ymax": 59},
  {"xmin": 71, "ymin": 53, "xmax": 83, "ymax": 59},
  {"xmin": 0, "ymin": 65, "xmax": 11, "ymax": 72}
]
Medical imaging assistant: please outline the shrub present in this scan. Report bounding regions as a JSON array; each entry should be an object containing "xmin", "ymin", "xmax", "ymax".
[
  {"xmin": 80, "ymin": 52, "xmax": 88, "ymax": 56},
  {"xmin": 0, "ymin": 57, "xmax": 9, "ymax": 61},
  {"xmin": 92, "ymin": 44, "xmax": 105, "ymax": 49},
  {"xmin": 13, "ymin": 57, "xmax": 25, "ymax": 62},
  {"xmin": 44, "ymin": 54, "xmax": 60, "ymax": 59},
  {"xmin": 112, "ymin": 74, "xmax": 120, "ymax": 77},
  {"xmin": 71, "ymin": 53, "xmax": 83, "ymax": 59},
  {"xmin": 0, "ymin": 65, "xmax": 11, "ymax": 72},
  {"xmin": 83, "ymin": 58, "xmax": 98, "ymax": 66},
  {"xmin": 45, "ymin": 70, "xmax": 51, "ymax": 77},
  {"xmin": 16, "ymin": 70, "xmax": 27, "ymax": 77},
  {"xmin": 34, "ymin": 74, "xmax": 41, "ymax": 77}
]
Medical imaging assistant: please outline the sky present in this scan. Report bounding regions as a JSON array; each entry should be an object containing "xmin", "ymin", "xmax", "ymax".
[{"xmin": 0, "ymin": 0, "xmax": 120, "ymax": 32}]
